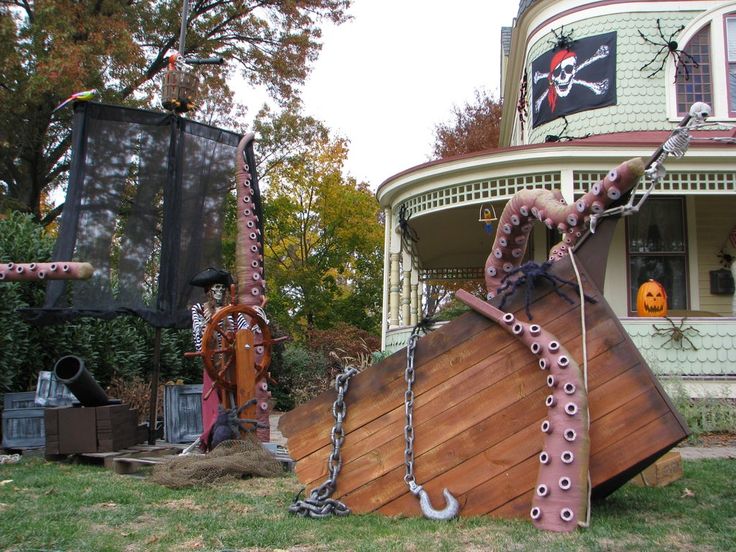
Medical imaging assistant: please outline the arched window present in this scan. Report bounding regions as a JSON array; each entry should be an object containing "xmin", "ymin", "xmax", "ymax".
[
  {"xmin": 726, "ymin": 15, "xmax": 736, "ymax": 115},
  {"xmin": 675, "ymin": 25, "xmax": 712, "ymax": 116}
]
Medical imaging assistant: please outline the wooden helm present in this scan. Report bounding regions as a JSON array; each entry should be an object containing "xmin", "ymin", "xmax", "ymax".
[{"xmin": 198, "ymin": 304, "xmax": 273, "ymax": 390}]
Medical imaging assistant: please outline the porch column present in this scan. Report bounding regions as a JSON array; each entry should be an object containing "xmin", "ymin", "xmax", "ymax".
[
  {"xmin": 389, "ymin": 253, "xmax": 401, "ymax": 328},
  {"xmin": 401, "ymin": 249, "xmax": 412, "ymax": 325},
  {"xmin": 560, "ymin": 168, "xmax": 574, "ymax": 205},
  {"xmin": 381, "ymin": 208, "xmax": 392, "ymax": 349},
  {"xmin": 417, "ymin": 278, "xmax": 424, "ymax": 320},
  {"xmin": 410, "ymin": 269, "xmax": 419, "ymax": 326}
]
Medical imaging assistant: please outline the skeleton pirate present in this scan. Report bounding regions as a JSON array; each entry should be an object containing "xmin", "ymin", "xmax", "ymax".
[{"xmin": 190, "ymin": 267, "xmax": 244, "ymax": 449}]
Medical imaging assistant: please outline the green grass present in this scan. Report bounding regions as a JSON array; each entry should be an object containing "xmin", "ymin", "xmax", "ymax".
[{"xmin": 1, "ymin": 458, "xmax": 735, "ymax": 551}]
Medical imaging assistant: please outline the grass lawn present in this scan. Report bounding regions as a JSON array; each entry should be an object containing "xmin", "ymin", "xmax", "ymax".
[{"xmin": 0, "ymin": 457, "xmax": 734, "ymax": 551}]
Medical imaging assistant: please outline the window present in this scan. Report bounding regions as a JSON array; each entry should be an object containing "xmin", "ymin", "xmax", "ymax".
[
  {"xmin": 675, "ymin": 25, "xmax": 712, "ymax": 115},
  {"xmin": 627, "ymin": 197, "xmax": 688, "ymax": 312},
  {"xmin": 726, "ymin": 16, "xmax": 736, "ymax": 114}
]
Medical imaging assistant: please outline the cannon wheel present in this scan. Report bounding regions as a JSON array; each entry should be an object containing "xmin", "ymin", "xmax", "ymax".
[{"xmin": 200, "ymin": 304, "xmax": 273, "ymax": 392}]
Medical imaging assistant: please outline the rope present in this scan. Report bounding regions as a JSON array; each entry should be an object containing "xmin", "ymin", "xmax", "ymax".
[
  {"xmin": 0, "ymin": 454, "xmax": 21, "ymax": 464},
  {"xmin": 567, "ymin": 248, "xmax": 592, "ymax": 529}
]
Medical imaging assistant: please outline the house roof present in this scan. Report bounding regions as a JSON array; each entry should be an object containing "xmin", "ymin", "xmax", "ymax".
[{"xmin": 376, "ymin": 128, "xmax": 736, "ymax": 196}]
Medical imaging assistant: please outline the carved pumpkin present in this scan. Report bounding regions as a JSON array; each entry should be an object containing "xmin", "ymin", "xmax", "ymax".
[{"xmin": 636, "ymin": 279, "xmax": 668, "ymax": 317}]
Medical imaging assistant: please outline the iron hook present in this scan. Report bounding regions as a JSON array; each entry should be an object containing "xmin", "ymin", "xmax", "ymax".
[{"xmin": 411, "ymin": 483, "xmax": 460, "ymax": 520}]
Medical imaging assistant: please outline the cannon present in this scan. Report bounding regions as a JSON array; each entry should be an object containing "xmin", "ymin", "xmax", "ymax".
[{"xmin": 53, "ymin": 355, "xmax": 110, "ymax": 407}]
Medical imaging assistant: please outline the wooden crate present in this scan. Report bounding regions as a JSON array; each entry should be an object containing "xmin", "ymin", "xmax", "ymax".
[
  {"xmin": 45, "ymin": 404, "xmax": 140, "ymax": 454},
  {"xmin": 630, "ymin": 451, "xmax": 684, "ymax": 487},
  {"xmin": 279, "ymin": 221, "xmax": 690, "ymax": 518},
  {"xmin": 164, "ymin": 384, "xmax": 203, "ymax": 444},
  {"xmin": 4, "ymin": 391, "xmax": 36, "ymax": 410},
  {"xmin": 2, "ymin": 406, "xmax": 45, "ymax": 449},
  {"xmin": 35, "ymin": 371, "xmax": 75, "ymax": 407}
]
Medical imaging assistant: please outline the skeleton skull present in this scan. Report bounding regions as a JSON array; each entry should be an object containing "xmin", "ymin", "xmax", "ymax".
[
  {"xmin": 552, "ymin": 55, "xmax": 577, "ymax": 98},
  {"xmin": 209, "ymin": 283, "xmax": 228, "ymax": 306}
]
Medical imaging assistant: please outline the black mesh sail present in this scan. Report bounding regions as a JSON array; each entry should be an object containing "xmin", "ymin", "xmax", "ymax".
[{"xmin": 22, "ymin": 102, "xmax": 247, "ymax": 328}]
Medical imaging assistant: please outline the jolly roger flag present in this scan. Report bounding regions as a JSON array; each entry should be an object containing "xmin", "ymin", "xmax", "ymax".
[{"xmin": 532, "ymin": 31, "xmax": 617, "ymax": 128}]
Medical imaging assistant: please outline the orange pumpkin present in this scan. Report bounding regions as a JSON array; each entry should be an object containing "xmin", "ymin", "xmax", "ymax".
[{"xmin": 636, "ymin": 279, "xmax": 668, "ymax": 317}]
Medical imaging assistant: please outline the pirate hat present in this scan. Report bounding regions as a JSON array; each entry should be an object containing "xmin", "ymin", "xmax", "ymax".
[{"xmin": 189, "ymin": 267, "xmax": 233, "ymax": 289}]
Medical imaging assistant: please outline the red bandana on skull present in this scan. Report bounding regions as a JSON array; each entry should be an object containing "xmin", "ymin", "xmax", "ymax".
[{"xmin": 548, "ymin": 49, "xmax": 577, "ymax": 112}]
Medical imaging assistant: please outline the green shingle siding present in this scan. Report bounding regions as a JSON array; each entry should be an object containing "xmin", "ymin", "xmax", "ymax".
[{"xmin": 525, "ymin": 12, "xmax": 703, "ymax": 143}]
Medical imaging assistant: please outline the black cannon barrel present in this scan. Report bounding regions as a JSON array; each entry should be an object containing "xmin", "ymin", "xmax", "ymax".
[{"xmin": 53, "ymin": 355, "xmax": 109, "ymax": 407}]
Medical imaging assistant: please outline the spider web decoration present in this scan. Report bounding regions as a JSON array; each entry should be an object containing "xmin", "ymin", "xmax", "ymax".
[{"xmin": 638, "ymin": 19, "xmax": 699, "ymax": 81}]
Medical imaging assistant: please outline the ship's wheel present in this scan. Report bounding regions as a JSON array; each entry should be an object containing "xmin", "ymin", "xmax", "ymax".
[{"xmin": 197, "ymin": 303, "xmax": 273, "ymax": 392}]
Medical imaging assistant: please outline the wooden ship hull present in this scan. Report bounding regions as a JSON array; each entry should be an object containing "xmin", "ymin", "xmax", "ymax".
[{"xmin": 278, "ymin": 216, "xmax": 689, "ymax": 519}]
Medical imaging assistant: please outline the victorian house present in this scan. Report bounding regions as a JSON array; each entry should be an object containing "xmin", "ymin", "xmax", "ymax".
[{"xmin": 376, "ymin": 0, "xmax": 736, "ymax": 397}]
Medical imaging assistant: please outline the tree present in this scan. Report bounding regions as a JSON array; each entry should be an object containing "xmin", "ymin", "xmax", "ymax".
[
  {"xmin": 0, "ymin": 0, "xmax": 351, "ymax": 224},
  {"xmin": 255, "ymin": 106, "xmax": 383, "ymax": 336},
  {"xmin": 430, "ymin": 88, "xmax": 503, "ymax": 159}
]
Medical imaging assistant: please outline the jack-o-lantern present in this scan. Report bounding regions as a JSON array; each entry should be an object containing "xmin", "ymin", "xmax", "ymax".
[{"xmin": 636, "ymin": 279, "xmax": 668, "ymax": 317}]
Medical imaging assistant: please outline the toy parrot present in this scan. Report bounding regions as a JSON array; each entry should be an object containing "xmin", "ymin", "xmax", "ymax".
[{"xmin": 52, "ymin": 89, "xmax": 98, "ymax": 113}]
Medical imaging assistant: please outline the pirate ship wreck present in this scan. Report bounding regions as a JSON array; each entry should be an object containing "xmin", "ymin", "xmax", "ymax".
[{"xmin": 278, "ymin": 108, "xmax": 717, "ymax": 528}]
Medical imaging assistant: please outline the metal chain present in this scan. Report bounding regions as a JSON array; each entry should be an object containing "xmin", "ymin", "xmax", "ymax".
[
  {"xmin": 289, "ymin": 365, "xmax": 358, "ymax": 519},
  {"xmin": 403, "ymin": 329, "xmax": 420, "ymax": 493}
]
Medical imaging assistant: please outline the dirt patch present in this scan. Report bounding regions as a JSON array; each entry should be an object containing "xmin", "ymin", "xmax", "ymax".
[
  {"xmin": 159, "ymin": 498, "xmax": 205, "ymax": 512},
  {"xmin": 695, "ymin": 432, "xmax": 736, "ymax": 447}
]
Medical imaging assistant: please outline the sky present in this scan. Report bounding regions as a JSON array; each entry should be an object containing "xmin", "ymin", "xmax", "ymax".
[{"xmin": 296, "ymin": 1, "xmax": 521, "ymax": 190}]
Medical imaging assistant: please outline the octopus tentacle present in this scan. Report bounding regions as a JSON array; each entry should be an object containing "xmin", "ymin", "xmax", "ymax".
[
  {"xmin": 235, "ymin": 134, "xmax": 271, "ymax": 441},
  {"xmin": 0, "ymin": 262, "xmax": 94, "ymax": 281},
  {"xmin": 455, "ymin": 290, "xmax": 590, "ymax": 532},
  {"xmin": 484, "ymin": 158, "xmax": 645, "ymax": 298}
]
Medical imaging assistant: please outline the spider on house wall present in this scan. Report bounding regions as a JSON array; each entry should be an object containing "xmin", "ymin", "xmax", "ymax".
[
  {"xmin": 548, "ymin": 25, "xmax": 576, "ymax": 51},
  {"xmin": 638, "ymin": 19, "xmax": 699, "ymax": 81},
  {"xmin": 651, "ymin": 317, "xmax": 700, "ymax": 350}
]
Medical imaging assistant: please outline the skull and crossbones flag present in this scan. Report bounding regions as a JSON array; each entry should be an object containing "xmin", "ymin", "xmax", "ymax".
[{"xmin": 531, "ymin": 31, "xmax": 617, "ymax": 128}]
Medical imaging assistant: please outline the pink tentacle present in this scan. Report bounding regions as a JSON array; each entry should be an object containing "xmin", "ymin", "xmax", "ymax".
[
  {"xmin": 455, "ymin": 290, "xmax": 589, "ymax": 532},
  {"xmin": 235, "ymin": 134, "xmax": 271, "ymax": 440},
  {"xmin": 485, "ymin": 158, "xmax": 645, "ymax": 298},
  {"xmin": 0, "ymin": 262, "xmax": 94, "ymax": 282}
]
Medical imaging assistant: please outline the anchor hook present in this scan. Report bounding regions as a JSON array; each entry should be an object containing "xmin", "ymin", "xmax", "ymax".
[{"xmin": 410, "ymin": 483, "xmax": 460, "ymax": 520}]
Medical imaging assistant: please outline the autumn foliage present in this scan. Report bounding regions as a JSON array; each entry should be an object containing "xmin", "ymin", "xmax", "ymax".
[{"xmin": 431, "ymin": 89, "xmax": 503, "ymax": 159}]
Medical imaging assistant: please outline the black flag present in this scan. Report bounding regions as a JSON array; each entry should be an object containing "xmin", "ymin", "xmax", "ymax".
[{"xmin": 532, "ymin": 32, "xmax": 617, "ymax": 128}]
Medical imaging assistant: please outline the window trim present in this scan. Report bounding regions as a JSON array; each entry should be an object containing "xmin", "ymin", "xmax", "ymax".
[
  {"xmin": 724, "ymin": 13, "xmax": 736, "ymax": 117},
  {"xmin": 625, "ymin": 196, "xmax": 690, "ymax": 315},
  {"xmin": 667, "ymin": 2, "xmax": 736, "ymax": 122}
]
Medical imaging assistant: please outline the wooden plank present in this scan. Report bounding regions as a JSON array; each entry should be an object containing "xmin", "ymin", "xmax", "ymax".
[
  {"xmin": 372, "ymin": 348, "xmax": 646, "ymax": 517},
  {"xmin": 112, "ymin": 456, "xmax": 165, "ymax": 475},
  {"xmin": 284, "ymin": 252, "xmax": 609, "ymax": 460},
  {"xmin": 234, "ymin": 328, "xmax": 257, "ymax": 420},
  {"xmin": 278, "ymin": 310, "xmax": 494, "ymax": 437},
  {"xmin": 299, "ymin": 313, "xmax": 623, "ymax": 491},
  {"xmin": 280, "ymin": 274, "xmax": 588, "ymax": 454},
  {"xmin": 293, "ymin": 288, "xmax": 614, "ymax": 472}
]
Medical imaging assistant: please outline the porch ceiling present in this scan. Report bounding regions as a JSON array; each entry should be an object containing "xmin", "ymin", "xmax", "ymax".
[{"xmin": 411, "ymin": 204, "xmax": 496, "ymax": 269}]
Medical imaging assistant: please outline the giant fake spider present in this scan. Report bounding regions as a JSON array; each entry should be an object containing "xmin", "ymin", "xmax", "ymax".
[
  {"xmin": 209, "ymin": 399, "xmax": 267, "ymax": 450},
  {"xmin": 496, "ymin": 260, "xmax": 596, "ymax": 320},
  {"xmin": 548, "ymin": 25, "xmax": 575, "ymax": 50},
  {"xmin": 398, "ymin": 204, "xmax": 421, "ymax": 270},
  {"xmin": 544, "ymin": 116, "xmax": 591, "ymax": 143},
  {"xmin": 651, "ymin": 317, "xmax": 700, "ymax": 351},
  {"xmin": 639, "ymin": 19, "xmax": 699, "ymax": 81}
]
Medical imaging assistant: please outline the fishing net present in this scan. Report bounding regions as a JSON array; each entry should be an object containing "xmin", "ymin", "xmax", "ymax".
[{"xmin": 150, "ymin": 437, "xmax": 282, "ymax": 488}]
